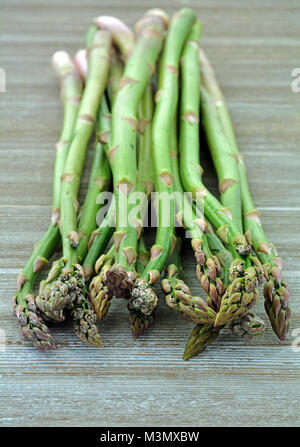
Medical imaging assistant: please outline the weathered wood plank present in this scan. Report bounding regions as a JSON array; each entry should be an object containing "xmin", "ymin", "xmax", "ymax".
[{"xmin": 0, "ymin": 0, "xmax": 300, "ymax": 428}]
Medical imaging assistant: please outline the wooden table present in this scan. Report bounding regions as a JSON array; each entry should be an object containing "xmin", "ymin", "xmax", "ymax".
[{"xmin": 1, "ymin": 0, "xmax": 300, "ymax": 427}]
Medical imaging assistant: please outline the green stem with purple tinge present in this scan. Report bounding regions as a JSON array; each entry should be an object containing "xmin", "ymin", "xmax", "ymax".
[
  {"xmin": 104, "ymin": 9, "xmax": 168, "ymax": 299},
  {"xmin": 179, "ymin": 45, "xmax": 250, "ymax": 256},
  {"xmin": 60, "ymin": 30, "xmax": 111, "ymax": 263},
  {"xmin": 162, "ymin": 237, "xmax": 217, "ymax": 326},
  {"xmin": 201, "ymin": 86, "xmax": 265, "ymax": 328},
  {"xmin": 35, "ymin": 30, "xmax": 112, "ymax": 315},
  {"xmin": 82, "ymin": 94, "xmax": 115, "ymax": 278},
  {"xmin": 129, "ymin": 8, "xmax": 196, "ymax": 338},
  {"xmin": 76, "ymin": 122, "xmax": 111, "ymax": 264},
  {"xmin": 12, "ymin": 52, "xmax": 83, "ymax": 351},
  {"xmin": 82, "ymin": 18, "xmax": 129, "ymax": 279},
  {"xmin": 129, "ymin": 82, "xmax": 155, "ymax": 338},
  {"xmin": 200, "ymin": 49, "xmax": 291, "ymax": 340}
]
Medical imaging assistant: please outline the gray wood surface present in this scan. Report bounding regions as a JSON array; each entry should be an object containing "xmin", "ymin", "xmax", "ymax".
[{"xmin": 1, "ymin": 0, "xmax": 300, "ymax": 427}]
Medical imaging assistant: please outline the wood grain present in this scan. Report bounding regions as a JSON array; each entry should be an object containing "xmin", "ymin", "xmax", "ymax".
[{"xmin": 1, "ymin": 0, "xmax": 300, "ymax": 427}]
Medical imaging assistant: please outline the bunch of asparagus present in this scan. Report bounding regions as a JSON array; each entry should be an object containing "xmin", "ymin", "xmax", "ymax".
[{"xmin": 13, "ymin": 8, "xmax": 291, "ymax": 360}]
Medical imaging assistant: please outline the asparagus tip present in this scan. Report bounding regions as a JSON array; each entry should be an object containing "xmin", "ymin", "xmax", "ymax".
[
  {"xmin": 104, "ymin": 265, "xmax": 136, "ymax": 299},
  {"xmin": 129, "ymin": 279, "xmax": 158, "ymax": 316},
  {"xmin": 130, "ymin": 311, "xmax": 154, "ymax": 339}
]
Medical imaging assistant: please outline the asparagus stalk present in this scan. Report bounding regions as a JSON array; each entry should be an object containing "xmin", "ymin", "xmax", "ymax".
[
  {"xmin": 136, "ymin": 236, "xmax": 150, "ymax": 275},
  {"xmin": 82, "ymin": 18, "xmax": 131, "ymax": 281},
  {"xmin": 128, "ymin": 83, "xmax": 155, "ymax": 337},
  {"xmin": 76, "ymin": 119, "xmax": 111, "ymax": 264},
  {"xmin": 85, "ymin": 96, "xmax": 115, "ymax": 319},
  {"xmin": 77, "ymin": 42, "xmax": 123, "ymax": 317},
  {"xmin": 89, "ymin": 30, "xmax": 155, "ymax": 324},
  {"xmin": 81, "ymin": 95, "xmax": 115, "ymax": 279},
  {"xmin": 129, "ymin": 236, "xmax": 153, "ymax": 338},
  {"xmin": 129, "ymin": 8, "xmax": 196, "ymax": 338},
  {"xmin": 91, "ymin": 17, "xmax": 155, "ymax": 327},
  {"xmin": 89, "ymin": 245, "xmax": 115, "ymax": 320},
  {"xmin": 60, "ymin": 30, "xmax": 111, "ymax": 257},
  {"xmin": 167, "ymin": 62, "xmax": 233, "ymax": 359},
  {"xmin": 85, "ymin": 50, "xmax": 126, "ymax": 317},
  {"xmin": 201, "ymin": 87, "xmax": 243, "ymax": 232},
  {"xmin": 12, "ymin": 52, "xmax": 83, "ymax": 350},
  {"xmin": 107, "ymin": 49, "xmax": 124, "ymax": 106},
  {"xmin": 177, "ymin": 26, "xmax": 262, "ymax": 328},
  {"xmin": 183, "ymin": 323, "xmax": 220, "ymax": 361},
  {"xmin": 199, "ymin": 49, "xmax": 291, "ymax": 339},
  {"xmin": 73, "ymin": 47, "xmax": 112, "ymax": 265},
  {"xmin": 35, "ymin": 30, "xmax": 111, "ymax": 313},
  {"xmin": 177, "ymin": 29, "xmax": 250, "ymax": 260},
  {"xmin": 94, "ymin": 16, "xmax": 135, "ymax": 61},
  {"xmin": 71, "ymin": 43, "xmax": 116, "ymax": 331},
  {"xmin": 136, "ymin": 83, "xmax": 155, "ymax": 214},
  {"xmin": 161, "ymin": 239, "xmax": 217, "ymax": 325},
  {"xmin": 104, "ymin": 10, "xmax": 168, "ymax": 299},
  {"xmin": 170, "ymin": 121, "xmax": 225, "ymax": 311},
  {"xmin": 201, "ymin": 87, "xmax": 264, "ymax": 327},
  {"xmin": 230, "ymin": 311, "xmax": 266, "ymax": 338},
  {"xmin": 55, "ymin": 49, "xmax": 112, "ymax": 347},
  {"xmin": 173, "ymin": 21, "xmax": 225, "ymax": 312},
  {"xmin": 182, "ymin": 226, "xmax": 236, "ymax": 361},
  {"xmin": 178, "ymin": 50, "xmax": 250, "ymax": 257},
  {"xmin": 89, "ymin": 80, "xmax": 155, "ymax": 324},
  {"xmin": 166, "ymin": 126, "xmax": 225, "ymax": 360}
]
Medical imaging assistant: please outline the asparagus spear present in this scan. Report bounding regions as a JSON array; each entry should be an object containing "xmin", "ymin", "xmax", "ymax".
[
  {"xmin": 85, "ymin": 45, "xmax": 130, "ymax": 319},
  {"xmin": 177, "ymin": 25, "xmax": 262, "ymax": 328},
  {"xmin": 161, "ymin": 238, "xmax": 217, "ymax": 325},
  {"xmin": 12, "ymin": 52, "xmax": 83, "ymax": 350},
  {"xmin": 77, "ymin": 42, "xmax": 123, "ymax": 317},
  {"xmin": 86, "ymin": 98, "xmax": 115, "ymax": 318},
  {"xmin": 129, "ymin": 8, "xmax": 196, "ymax": 338},
  {"xmin": 167, "ymin": 117, "xmax": 224, "ymax": 359},
  {"xmin": 76, "ymin": 114, "xmax": 111, "ymax": 264},
  {"xmin": 89, "ymin": 245, "xmax": 115, "ymax": 320},
  {"xmin": 136, "ymin": 236, "xmax": 150, "ymax": 275},
  {"xmin": 107, "ymin": 49, "xmax": 124, "ymax": 106},
  {"xmin": 98, "ymin": 16, "xmax": 157, "ymax": 332},
  {"xmin": 168, "ymin": 47, "xmax": 235, "ymax": 359},
  {"xmin": 81, "ymin": 95, "xmax": 115, "ymax": 279},
  {"xmin": 230, "ymin": 311, "xmax": 266, "ymax": 338},
  {"xmin": 90, "ymin": 47, "xmax": 155, "ymax": 325},
  {"xmin": 128, "ymin": 82, "xmax": 155, "ymax": 337},
  {"xmin": 172, "ymin": 21, "xmax": 225, "ymax": 312},
  {"xmin": 103, "ymin": 10, "xmax": 168, "ymax": 299},
  {"xmin": 91, "ymin": 18, "xmax": 156, "ymax": 324},
  {"xmin": 201, "ymin": 87, "xmax": 264, "ymax": 327},
  {"xmin": 83, "ymin": 31, "xmax": 154, "ymax": 322},
  {"xmin": 129, "ymin": 236, "xmax": 153, "ymax": 338},
  {"xmin": 58, "ymin": 51, "xmax": 112, "ymax": 347},
  {"xmin": 178, "ymin": 46, "xmax": 250, "ymax": 257},
  {"xmin": 94, "ymin": 16, "xmax": 135, "ymax": 61},
  {"xmin": 73, "ymin": 48, "xmax": 111, "ymax": 265},
  {"xmin": 37, "ymin": 47, "xmax": 111, "ymax": 347},
  {"xmin": 88, "ymin": 84, "xmax": 153, "ymax": 322},
  {"xmin": 183, "ymin": 323, "xmax": 220, "ymax": 361},
  {"xmin": 199, "ymin": 49, "xmax": 291, "ymax": 340},
  {"xmin": 35, "ymin": 29, "xmax": 111, "ymax": 314},
  {"xmin": 89, "ymin": 17, "xmax": 155, "ymax": 326},
  {"xmin": 82, "ymin": 17, "xmax": 131, "ymax": 281},
  {"xmin": 182, "ymin": 224, "xmax": 234, "ymax": 360}
]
